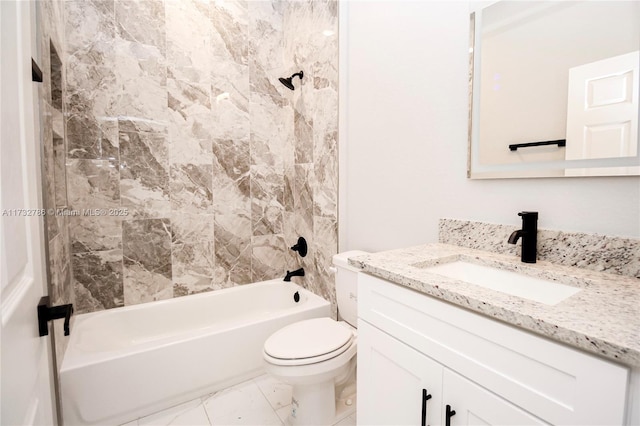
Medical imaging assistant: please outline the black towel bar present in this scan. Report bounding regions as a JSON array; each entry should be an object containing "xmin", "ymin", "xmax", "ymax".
[{"xmin": 509, "ymin": 139, "xmax": 566, "ymax": 151}]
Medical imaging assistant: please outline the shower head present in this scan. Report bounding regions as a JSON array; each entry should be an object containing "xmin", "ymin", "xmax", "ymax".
[
  {"xmin": 279, "ymin": 77, "xmax": 295, "ymax": 90},
  {"xmin": 279, "ymin": 71, "xmax": 304, "ymax": 90}
]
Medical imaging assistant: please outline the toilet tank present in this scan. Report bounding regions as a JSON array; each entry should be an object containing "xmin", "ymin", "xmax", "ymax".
[{"xmin": 333, "ymin": 250, "xmax": 369, "ymax": 327}]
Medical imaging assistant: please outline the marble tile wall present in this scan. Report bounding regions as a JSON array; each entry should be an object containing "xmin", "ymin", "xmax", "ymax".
[
  {"xmin": 62, "ymin": 0, "xmax": 339, "ymax": 314},
  {"xmin": 439, "ymin": 218, "xmax": 640, "ymax": 278},
  {"xmin": 283, "ymin": 0, "xmax": 339, "ymax": 311}
]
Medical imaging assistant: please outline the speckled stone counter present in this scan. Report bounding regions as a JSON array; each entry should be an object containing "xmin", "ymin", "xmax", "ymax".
[
  {"xmin": 350, "ymin": 243, "xmax": 640, "ymax": 368},
  {"xmin": 439, "ymin": 218, "xmax": 640, "ymax": 278}
]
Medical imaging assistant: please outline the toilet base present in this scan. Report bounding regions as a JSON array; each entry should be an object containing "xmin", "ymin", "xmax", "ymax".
[
  {"xmin": 287, "ymin": 380, "xmax": 334, "ymax": 425},
  {"xmin": 284, "ymin": 375, "xmax": 357, "ymax": 426},
  {"xmin": 286, "ymin": 373, "xmax": 356, "ymax": 426},
  {"xmin": 333, "ymin": 384, "xmax": 357, "ymax": 424}
]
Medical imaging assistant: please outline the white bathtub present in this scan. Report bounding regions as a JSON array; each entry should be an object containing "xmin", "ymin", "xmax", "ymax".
[{"xmin": 60, "ymin": 280, "xmax": 330, "ymax": 426}]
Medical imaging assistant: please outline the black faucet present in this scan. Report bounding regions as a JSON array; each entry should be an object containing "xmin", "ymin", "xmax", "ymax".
[
  {"xmin": 507, "ymin": 211, "xmax": 538, "ymax": 263},
  {"xmin": 284, "ymin": 268, "xmax": 305, "ymax": 282}
]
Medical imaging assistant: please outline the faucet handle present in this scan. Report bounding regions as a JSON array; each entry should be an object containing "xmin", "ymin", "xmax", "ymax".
[
  {"xmin": 518, "ymin": 211, "xmax": 538, "ymax": 218},
  {"xmin": 290, "ymin": 237, "xmax": 307, "ymax": 257}
]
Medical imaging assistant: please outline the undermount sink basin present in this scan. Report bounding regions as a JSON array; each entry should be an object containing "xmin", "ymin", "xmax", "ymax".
[{"xmin": 420, "ymin": 261, "xmax": 581, "ymax": 305}]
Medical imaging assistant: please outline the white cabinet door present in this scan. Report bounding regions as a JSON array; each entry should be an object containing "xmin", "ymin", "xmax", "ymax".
[
  {"xmin": 358, "ymin": 320, "xmax": 443, "ymax": 426},
  {"xmin": 441, "ymin": 369, "xmax": 547, "ymax": 426},
  {"xmin": 358, "ymin": 320, "xmax": 548, "ymax": 426}
]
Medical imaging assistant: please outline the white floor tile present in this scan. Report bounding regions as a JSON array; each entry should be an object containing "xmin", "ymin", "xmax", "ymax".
[
  {"xmin": 134, "ymin": 376, "xmax": 347, "ymax": 426},
  {"xmin": 275, "ymin": 404, "xmax": 292, "ymax": 424},
  {"xmin": 203, "ymin": 380, "xmax": 283, "ymax": 425},
  {"xmin": 137, "ymin": 399, "xmax": 210, "ymax": 426},
  {"xmin": 253, "ymin": 374, "xmax": 293, "ymax": 411},
  {"xmin": 333, "ymin": 413, "xmax": 357, "ymax": 426}
]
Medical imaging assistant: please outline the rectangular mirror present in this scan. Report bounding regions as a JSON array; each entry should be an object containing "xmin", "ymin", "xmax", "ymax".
[{"xmin": 468, "ymin": 1, "xmax": 640, "ymax": 179}]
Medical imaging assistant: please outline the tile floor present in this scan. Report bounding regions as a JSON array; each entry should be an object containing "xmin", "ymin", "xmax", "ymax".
[{"xmin": 120, "ymin": 375, "xmax": 357, "ymax": 426}]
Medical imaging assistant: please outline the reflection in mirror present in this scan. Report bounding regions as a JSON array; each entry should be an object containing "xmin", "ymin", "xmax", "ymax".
[{"xmin": 468, "ymin": 1, "xmax": 640, "ymax": 178}]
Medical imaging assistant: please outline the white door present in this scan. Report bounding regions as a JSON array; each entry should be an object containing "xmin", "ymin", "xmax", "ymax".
[
  {"xmin": 565, "ymin": 50, "xmax": 639, "ymax": 176},
  {"xmin": 1, "ymin": 1, "xmax": 57, "ymax": 425},
  {"xmin": 357, "ymin": 321, "xmax": 444, "ymax": 426},
  {"xmin": 441, "ymin": 369, "xmax": 547, "ymax": 426}
]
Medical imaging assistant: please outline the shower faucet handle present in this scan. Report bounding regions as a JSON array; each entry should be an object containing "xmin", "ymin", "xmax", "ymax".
[{"xmin": 290, "ymin": 237, "xmax": 307, "ymax": 257}]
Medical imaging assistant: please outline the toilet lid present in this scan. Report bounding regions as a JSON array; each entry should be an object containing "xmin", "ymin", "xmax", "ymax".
[{"xmin": 264, "ymin": 318, "xmax": 353, "ymax": 361}]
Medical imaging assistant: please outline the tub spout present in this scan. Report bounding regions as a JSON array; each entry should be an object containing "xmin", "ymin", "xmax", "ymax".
[{"xmin": 284, "ymin": 268, "xmax": 305, "ymax": 282}]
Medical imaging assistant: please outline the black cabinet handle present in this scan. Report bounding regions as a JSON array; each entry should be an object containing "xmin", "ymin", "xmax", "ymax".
[
  {"xmin": 445, "ymin": 404, "xmax": 456, "ymax": 426},
  {"xmin": 421, "ymin": 389, "xmax": 432, "ymax": 426}
]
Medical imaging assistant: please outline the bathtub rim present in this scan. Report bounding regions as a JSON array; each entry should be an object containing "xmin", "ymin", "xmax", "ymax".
[{"xmin": 61, "ymin": 280, "xmax": 330, "ymax": 371}]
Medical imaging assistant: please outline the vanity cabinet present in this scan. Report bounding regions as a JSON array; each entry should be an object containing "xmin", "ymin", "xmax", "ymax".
[
  {"xmin": 357, "ymin": 273, "xmax": 630, "ymax": 425},
  {"xmin": 358, "ymin": 321, "xmax": 546, "ymax": 425}
]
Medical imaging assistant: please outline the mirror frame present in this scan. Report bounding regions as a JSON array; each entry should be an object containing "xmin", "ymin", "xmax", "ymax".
[{"xmin": 467, "ymin": 4, "xmax": 640, "ymax": 179}]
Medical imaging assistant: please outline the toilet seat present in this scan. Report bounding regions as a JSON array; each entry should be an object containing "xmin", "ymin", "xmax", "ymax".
[{"xmin": 264, "ymin": 318, "xmax": 354, "ymax": 366}]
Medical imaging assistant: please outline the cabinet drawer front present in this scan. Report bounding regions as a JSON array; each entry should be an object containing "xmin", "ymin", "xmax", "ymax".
[{"xmin": 358, "ymin": 273, "xmax": 629, "ymax": 425}]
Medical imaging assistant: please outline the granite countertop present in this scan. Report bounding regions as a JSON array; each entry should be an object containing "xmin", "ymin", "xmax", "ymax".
[{"xmin": 350, "ymin": 243, "xmax": 640, "ymax": 368}]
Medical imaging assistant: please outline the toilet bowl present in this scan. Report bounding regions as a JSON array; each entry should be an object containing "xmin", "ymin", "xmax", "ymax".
[{"xmin": 263, "ymin": 251, "xmax": 367, "ymax": 426}]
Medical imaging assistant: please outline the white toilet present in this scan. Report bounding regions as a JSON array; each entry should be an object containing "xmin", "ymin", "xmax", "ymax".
[{"xmin": 263, "ymin": 250, "xmax": 368, "ymax": 426}]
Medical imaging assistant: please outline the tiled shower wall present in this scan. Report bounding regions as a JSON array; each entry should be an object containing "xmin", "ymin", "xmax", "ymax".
[{"xmin": 62, "ymin": 0, "xmax": 339, "ymax": 314}]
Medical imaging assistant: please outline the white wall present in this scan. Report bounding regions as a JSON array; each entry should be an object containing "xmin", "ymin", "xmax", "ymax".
[{"xmin": 339, "ymin": 1, "xmax": 640, "ymax": 253}]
